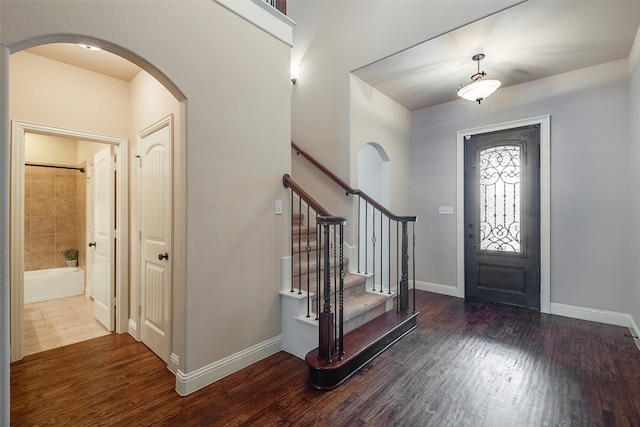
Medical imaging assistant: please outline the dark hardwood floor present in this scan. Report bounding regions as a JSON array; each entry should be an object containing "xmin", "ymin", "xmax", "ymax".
[{"xmin": 11, "ymin": 291, "xmax": 640, "ymax": 426}]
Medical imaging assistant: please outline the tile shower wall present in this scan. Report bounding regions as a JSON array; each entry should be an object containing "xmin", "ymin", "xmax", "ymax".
[{"xmin": 25, "ymin": 165, "xmax": 86, "ymax": 271}]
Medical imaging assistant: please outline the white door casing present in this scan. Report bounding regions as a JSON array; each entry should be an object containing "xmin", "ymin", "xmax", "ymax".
[
  {"xmin": 86, "ymin": 161, "xmax": 95, "ymax": 298},
  {"xmin": 138, "ymin": 115, "xmax": 172, "ymax": 363},
  {"xmin": 10, "ymin": 121, "xmax": 128, "ymax": 362},
  {"xmin": 93, "ymin": 146, "xmax": 116, "ymax": 331},
  {"xmin": 456, "ymin": 115, "xmax": 551, "ymax": 313}
]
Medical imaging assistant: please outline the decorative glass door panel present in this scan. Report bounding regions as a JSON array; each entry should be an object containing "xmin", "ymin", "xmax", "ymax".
[{"xmin": 479, "ymin": 145, "xmax": 521, "ymax": 253}]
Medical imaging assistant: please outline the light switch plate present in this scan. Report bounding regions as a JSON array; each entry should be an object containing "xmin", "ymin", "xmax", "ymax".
[
  {"xmin": 438, "ymin": 205, "xmax": 454, "ymax": 215},
  {"xmin": 275, "ymin": 200, "xmax": 283, "ymax": 215}
]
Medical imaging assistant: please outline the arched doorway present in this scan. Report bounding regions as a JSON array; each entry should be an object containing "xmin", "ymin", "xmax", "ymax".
[
  {"xmin": 7, "ymin": 41, "xmax": 184, "ymax": 365},
  {"xmin": 357, "ymin": 142, "xmax": 390, "ymax": 290}
]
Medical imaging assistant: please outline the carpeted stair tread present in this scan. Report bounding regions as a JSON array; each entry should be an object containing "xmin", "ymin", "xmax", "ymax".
[
  {"xmin": 293, "ymin": 256, "xmax": 350, "ymax": 276},
  {"xmin": 342, "ymin": 292, "xmax": 389, "ymax": 322}
]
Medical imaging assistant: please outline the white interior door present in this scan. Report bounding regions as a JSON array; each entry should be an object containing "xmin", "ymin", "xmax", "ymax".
[
  {"xmin": 93, "ymin": 147, "xmax": 115, "ymax": 331},
  {"xmin": 139, "ymin": 118, "xmax": 172, "ymax": 362},
  {"xmin": 85, "ymin": 161, "xmax": 95, "ymax": 298}
]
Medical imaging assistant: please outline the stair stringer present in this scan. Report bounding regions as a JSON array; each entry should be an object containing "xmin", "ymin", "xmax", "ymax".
[{"xmin": 280, "ymin": 290, "xmax": 319, "ymax": 359}]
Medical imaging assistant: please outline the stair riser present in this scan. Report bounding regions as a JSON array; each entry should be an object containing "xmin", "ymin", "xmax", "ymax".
[
  {"xmin": 293, "ymin": 272, "xmax": 366, "ymax": 296},
  {"xmin": 292, "ymin": 257, "xmax": 350, "ymax": 277}
]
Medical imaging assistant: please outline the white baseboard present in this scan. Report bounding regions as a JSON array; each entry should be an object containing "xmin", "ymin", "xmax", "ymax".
[
  {"xmin": 549, "ymin": 302, "xmax": 630, "ymax": 327},
  {"xmin": 415, "ymin": 280, "xmax": 461, "ymax": 298},
  {"xmin": 175, "ymin": 335, "xmax": 282, "ymax": 396},
  {"xmin": 628, "ymin": 314, "xmax": 640, "ymax": 351},
  {"xmin": 415, "ymin": 282, "xmax": 640, "ymax": 347},
  {"xmin": 169, "ymin": 353, "xmax": 180, "ymax": 375},
  {"xmin": 127, "ymin": 319, "xmax": 137, "ymax": 337}
]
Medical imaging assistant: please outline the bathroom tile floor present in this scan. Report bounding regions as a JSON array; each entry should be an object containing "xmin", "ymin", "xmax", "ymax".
[{"xmin": 24, "ymin": 295, "xmax": 111, "ymax": 356}]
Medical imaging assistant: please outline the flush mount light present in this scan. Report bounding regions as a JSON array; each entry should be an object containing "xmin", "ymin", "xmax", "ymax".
[
  {"xmin": 78, "ymin": 44, "xmax": 102, "ymax": 51},
  {"xmin": 457, "ymin": 53, "xmax": 501, "ymax": 104}
]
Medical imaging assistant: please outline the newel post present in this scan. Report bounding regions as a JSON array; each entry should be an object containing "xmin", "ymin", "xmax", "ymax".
[
  {"xmin": 399, "ymin": 220, "xmax": 409, "ymax": 313},
  {"xmin": 318, "ymin": 222, "xmax": 334, "ymax": 362}
]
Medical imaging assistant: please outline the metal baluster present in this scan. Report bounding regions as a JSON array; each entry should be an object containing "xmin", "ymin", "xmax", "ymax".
[
  {"xmin": 339, "ymin": 224, "xmax": 345, "ymax": 359},
  {"xmin": 372, "ymin": 208, "xmax": 376, "ymax": 292},
  {"xmin": 331, "ymin": 224, "xmax": 340, "ymax": 354},
  {"xmin": 298, "ymin": 196, "xmax": 302, "ymax": 294},
  {"xmin": 380, "ymin": 211, "xmax": 383, "ymax": 293},
  {"xmin": 396, "ymin": 221, "xmax": 400, "ymax": 312},
  {"xmin": 290, "ymin": 189, "xmax": 294, "ymax": 293},
  {"xmin": 306, "ymin": 203, "xmax": 311, "ymax": 317},
  {"xmin": 316, "ymin": 222, "xmax": 320, "ymax": 321},
  {"xmin": 364, "ymin": 201, "xmax": 368, "ymax": 274},
  {"xmin": 357, "ymin": 196, "xmax": 361, "ymax": 273},
  {"xmin": 388, "ymin": 216, "xmax": 392, "ymax": 295}
]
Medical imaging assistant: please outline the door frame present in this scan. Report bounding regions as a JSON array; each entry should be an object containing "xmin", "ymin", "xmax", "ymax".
[
  {"xmin": 456, "ymin": 115, "xmax": 551, "ymax": 313},
  {"xmin": 10, "ymin": 120, "xmax": 129, "ymax": 362}
]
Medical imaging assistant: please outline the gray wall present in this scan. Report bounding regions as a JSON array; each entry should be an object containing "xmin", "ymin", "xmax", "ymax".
[
  {"xmin": 629, "ymin": 31, "xmax": 640, "ymax": 327},
  {"xmin": 411, "ymin": 59, "xmax": 632, "ymax": 313}
]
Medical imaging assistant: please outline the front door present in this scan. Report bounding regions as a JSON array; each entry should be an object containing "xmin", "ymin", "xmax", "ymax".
[
  {"xmin": 138, "ymin": 117, "xmax": 172, "ymax": 362},
  {"xmin": 92, "ymin": 146, "xmax": 115, "ymax": 330},
  {"xmin": 464, "ymin": 125, "xmax": 540, "ymax": 309}
]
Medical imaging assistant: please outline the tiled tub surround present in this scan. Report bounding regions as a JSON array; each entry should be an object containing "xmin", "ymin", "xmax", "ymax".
[{"xmin": 24, "ymin": 164, "xmax": 86, "ymax": 271}]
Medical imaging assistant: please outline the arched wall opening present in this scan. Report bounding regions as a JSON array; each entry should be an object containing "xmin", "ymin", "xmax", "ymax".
[
  {"xmin": 5, "ymin": 39, "xmax": 186, "ymax": 367},
  {"xmin": 357, "ymin": 142, "xmax": 391, "ymax": 289}
]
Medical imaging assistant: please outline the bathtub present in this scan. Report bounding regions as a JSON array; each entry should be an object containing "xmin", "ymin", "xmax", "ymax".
[{"xmin": 24, "ymin": 267, "xmax": 85, "ymax": 304}]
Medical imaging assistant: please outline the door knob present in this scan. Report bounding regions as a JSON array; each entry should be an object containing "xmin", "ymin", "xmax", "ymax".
[
  {"xmin": 467, "ymin": 233, "xmax": 473, "ymax": 238},
  {"xmin": 88, "ymin": 242, "xmax": 96, "ymax": 247},
  {"xmin": 158, "ymin": 252, "xmax": 169, "ymax": 261}
]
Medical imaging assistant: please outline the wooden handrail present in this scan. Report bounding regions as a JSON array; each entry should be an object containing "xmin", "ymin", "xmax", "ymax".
[
  {"xmin": 291, "ymin": 142, "xmax": 417, "ymax": 223},
  {"xmin": 282, "ymin": 174, "xmax": 346, "ymax": 224}
]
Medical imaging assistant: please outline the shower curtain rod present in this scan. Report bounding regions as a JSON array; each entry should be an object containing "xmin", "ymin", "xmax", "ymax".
[{"xmin": 25, "ymin": 163, "xmax": 85, "ymax": 173}]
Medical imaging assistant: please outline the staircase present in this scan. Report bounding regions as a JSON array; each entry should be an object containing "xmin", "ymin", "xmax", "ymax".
[
  {"xmin": 281, "ymin": 184, "xmax": 418, "ymax": 389},
  {"xmin": 281, "ymin": 142, "xmax": 418, "ymax": 390},
  {"xmin": 290, "ymin": 213, "xmax": 393, "ymax": 334}
]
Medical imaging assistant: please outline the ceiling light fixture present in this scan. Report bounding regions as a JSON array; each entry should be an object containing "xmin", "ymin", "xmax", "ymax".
[
  {"xmin": 78, "ymin": 44, "xmax": 102, "ymax": 51},
  {"xmin": 457, "ymin": 53, "xmax": 501, "ymax": 104}
]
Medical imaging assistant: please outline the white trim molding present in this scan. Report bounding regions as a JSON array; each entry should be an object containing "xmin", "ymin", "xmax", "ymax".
[
  {"xmin": 169, "ymin": 353, "xmax": 180, "ymax": 375},
  {"xmin": 551, "ymin": 303, "xmax": 640, "ymax": 351},
  {"xmin": 175, "ymin": 335, "xmax": 282, "ymax": 396},
  {"xmin": 629, "ymin": 315, "xmax": 640, "ymax": 351},
  {"xmin": 214, "ymin": 0, "xmax": 295, "ymax": 47},
  {"xmin": 128, "ymin": 319, "xmax": 137, "ymax": 337},
  {"xmin": 10, "ymin": 121, "xmax": 129, "ymax": 362},
  {"xmin": 415, "ymin": 281, "xmax": 460, "ymax": 298},
  {"xmin": 456, "ymin": 115, "xmax": 551, "ymax": 313}
]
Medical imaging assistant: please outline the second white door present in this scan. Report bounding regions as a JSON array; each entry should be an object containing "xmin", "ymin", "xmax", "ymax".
[
  {"xmin": 138, "ymin": 116, "xmax": 172, "ymax": 362},
  {"xmin": 93, "ymin": 147, "xmax": 115, "ymax": 331}
]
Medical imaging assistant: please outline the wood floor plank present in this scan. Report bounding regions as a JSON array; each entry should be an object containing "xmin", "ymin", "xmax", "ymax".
[{"xmin": 11, "ymin": 291, "xmax": 640, "ymax": 426}]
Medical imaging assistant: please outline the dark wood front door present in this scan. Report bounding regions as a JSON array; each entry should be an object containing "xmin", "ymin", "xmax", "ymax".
[{"xmin": 464, "ymin": 125, "xmax": 541, "ymax": 309}]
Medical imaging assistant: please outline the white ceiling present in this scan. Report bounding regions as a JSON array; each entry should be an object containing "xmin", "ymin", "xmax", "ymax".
[
  {"xmin": 23, "ymin": 1, "xmax": 640, "ymax": 111},
  {"xmin": 353, "ymin": 1, "xmax": 640, "ymax": 110},
  {"xmin": 26, "ymin": 43, "xmax": 141, "ymax": 82}
]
